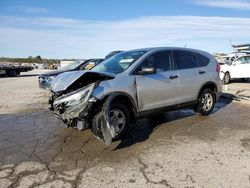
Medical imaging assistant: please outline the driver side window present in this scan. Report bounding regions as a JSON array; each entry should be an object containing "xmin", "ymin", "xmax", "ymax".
[{"xmin": 138, "ymin": 51, "xmax": 172, "ymax": 73}]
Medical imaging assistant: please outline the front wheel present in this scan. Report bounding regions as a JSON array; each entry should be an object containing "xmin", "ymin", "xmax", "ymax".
[
  {"xmin": 109, "ymin": 103, "xmax": 130, "ymax": 140},
  {"xmin": 196, "ymin": 89, "xmax": 215, "ymax": 116},
  {"xmin": 91, "ymin": 103, "xmax": 130, "ymax": 141}
]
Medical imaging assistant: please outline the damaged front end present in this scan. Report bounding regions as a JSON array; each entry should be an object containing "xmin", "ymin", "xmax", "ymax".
[
  {"xmin": 51, "ymin": 83, "xmax": 96, "ymax": 127},
  {"xmin": 49, "ymin": 70, "xmax": 117, "ymax": 146}
]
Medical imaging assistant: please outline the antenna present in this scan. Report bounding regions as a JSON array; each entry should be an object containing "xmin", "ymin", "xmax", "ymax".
[{"xmin": 228, "ymin": 38, "xmax": 235, "ymax": 51}]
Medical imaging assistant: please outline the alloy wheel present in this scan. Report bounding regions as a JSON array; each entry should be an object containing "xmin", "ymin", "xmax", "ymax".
[
  {"xmin": 202, "ymin": 93, "xmax": 214, "ymax": 111},
  {"xmin": 109, "ymin": 109, "xmax": 126, "ymax": 136}
]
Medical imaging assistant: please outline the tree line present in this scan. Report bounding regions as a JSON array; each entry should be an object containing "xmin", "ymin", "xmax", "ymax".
[{"xmin": 0, "ymin": 56, "xmax": 76, "ymax": 65}]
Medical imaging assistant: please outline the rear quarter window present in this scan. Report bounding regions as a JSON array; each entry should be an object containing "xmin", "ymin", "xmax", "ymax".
[
  {"xmin": 195, "ymin": 53, "xmax": 210, "ymax": 67},
  {"xmin": 173, "ymin": 50, "xmax": 198, "ymax": 70}
]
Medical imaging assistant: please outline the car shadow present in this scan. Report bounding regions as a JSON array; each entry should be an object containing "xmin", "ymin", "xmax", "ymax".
[{"xmin": 114, "ymin": 95, "xmax": 233, "ymax": 150}]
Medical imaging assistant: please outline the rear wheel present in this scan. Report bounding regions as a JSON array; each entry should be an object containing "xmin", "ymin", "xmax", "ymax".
[
  {"xmin": 196, "ymin": 88, "xmax": 215, "ymax": 116},
  {"xmin": 223, "ymin": 72, "xmax": 230, "ymax": 84}
]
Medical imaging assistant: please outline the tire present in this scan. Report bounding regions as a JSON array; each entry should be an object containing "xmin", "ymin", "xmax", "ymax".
[
  {"xmin": 91, "ymin": 103, "xmax": 130, "ymax": 140},
  {"xmin": 109, "ymin": 103, "xmax": 130, "ymax": 140},
  {"xmin": 240, "ymin": 78, "xmax": 249, "ymax": 82},
  {"xmin": 223, "ymin": 72, "xmax": 230, "ymax": 84},
  {"xmin": 196, "ymin": 88, "xmax": 215, "ymax": 116}
]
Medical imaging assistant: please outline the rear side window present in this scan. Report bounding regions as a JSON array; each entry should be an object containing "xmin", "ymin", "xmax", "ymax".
[
  {"xmin": 235, "ymin": 56, "xmax": 250, "ymax": 64},
  {"xmin": 173, "ymin": 50, "xmax": 198, "ymax": 70},
  {"xmin": 139, "ymin": 51, "xmax": 173, "ymax": 72},
  {"xmin": 195, "ymin": 53, "xmax": 210, "ymax": 67},
  {"xmin": 247, "ymin": 57, "xmax": 250, "ymax": 64},
  {"xmin": 235, "ymin": 57, "xmax": 244, "ymax": 64}
]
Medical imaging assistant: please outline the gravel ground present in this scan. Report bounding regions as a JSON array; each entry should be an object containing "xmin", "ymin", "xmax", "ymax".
[{"xmin": 0, "ymin": 70, "xmax": 250, "ymax": 188}]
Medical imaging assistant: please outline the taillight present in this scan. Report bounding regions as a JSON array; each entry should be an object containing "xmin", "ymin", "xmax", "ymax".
[{"xmin": 216, "ymin": 63, "xmax": 220, "ymax": 73}]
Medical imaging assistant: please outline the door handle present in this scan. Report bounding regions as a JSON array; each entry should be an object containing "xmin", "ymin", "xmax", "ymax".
[
  {"xmin": 199, "ymin": 70, "xmax": 206, "ymax": 75},
  {"xmin": 169, "ymin": 75, "xmax": 178, "ymax": 80}
]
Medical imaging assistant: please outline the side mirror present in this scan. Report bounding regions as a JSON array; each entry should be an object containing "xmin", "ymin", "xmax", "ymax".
[{"xmin": 138, "ymin": 67, "xmax": 156, "ymax": 75}]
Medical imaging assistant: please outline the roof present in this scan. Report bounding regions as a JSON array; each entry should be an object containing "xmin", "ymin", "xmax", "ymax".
[{"xmin": 126, "ymin": 47, "xmax": 212, "ymax": 57}]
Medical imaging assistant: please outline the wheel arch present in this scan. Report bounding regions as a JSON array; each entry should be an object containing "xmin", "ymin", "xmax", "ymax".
[
  {"xmin": 197, "ymin": 81, "xmax": 218, "ymax": 102},
  {"xmin": 98, "ymin": 92, "xmax": 138, "ymax": 123}
]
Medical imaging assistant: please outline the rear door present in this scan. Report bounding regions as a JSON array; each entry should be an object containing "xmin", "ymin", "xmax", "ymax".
[
  {"xmin": 134, "ymin": 50, "xmax": 180, "ymax": 111},
  {"xmin": 172, "ymin": 50, "xmax": 204, "ymax": 104}
]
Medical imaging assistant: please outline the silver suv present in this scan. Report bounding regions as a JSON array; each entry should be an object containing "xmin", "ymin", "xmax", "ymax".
[{"xmin": 49, "ymin": 47, "xmax": 222, "ymax": 146}]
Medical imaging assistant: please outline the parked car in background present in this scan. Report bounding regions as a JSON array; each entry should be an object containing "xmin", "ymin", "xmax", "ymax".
[
  {"xmin": 38, "ymin": 59, "xmax": 103, "ymax": 89},
  {"xmin": 222, "ymin": 52, "xmax": 247, "ymax": 64},
  {"xmin": 105, "ymin": 51, "xmax": 123, "ymax": 59},
  {"xmin": 220, "ymin": 55, "xmax": 250, "ymax": 84},
  {"xmin": 49, "ymin": 47, "xmax": 222, "ymax": 146}
]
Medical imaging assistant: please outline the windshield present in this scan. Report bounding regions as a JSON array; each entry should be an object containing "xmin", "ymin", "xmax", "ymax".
[
  {"xmin": 61, "ymin": 61, "xmax": 83, "ymax": 70},
  {"xmin": 92, "ymin": 51, "xmax": 146, "ymax": 74}
]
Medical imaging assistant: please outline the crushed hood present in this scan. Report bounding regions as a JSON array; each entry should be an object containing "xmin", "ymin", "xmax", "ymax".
[{"xmin": 51, "ymin": 70, "xmax": 115, "ymax": 93}]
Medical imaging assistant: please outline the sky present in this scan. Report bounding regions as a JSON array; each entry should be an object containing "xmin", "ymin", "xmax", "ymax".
[{"xmin": 0, "ymin": 0, "xmax": 250, "ymax": 59}]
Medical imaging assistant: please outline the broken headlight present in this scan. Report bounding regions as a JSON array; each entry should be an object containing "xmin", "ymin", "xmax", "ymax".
[{"xmin": 53, "ymin": 83, "xmax": 95, "ymax": 107}]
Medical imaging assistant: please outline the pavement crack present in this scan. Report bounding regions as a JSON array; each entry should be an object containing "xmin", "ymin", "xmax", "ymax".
[
  {"xmin": 72, "ymin": 168, "xmax": 86, "ymax": 188},
  {"xmin": 29, "ymin": 139, "xmax": 40, "ymax": 159},
  {"xmin": 63, "ymin": 129, "xmax": 74, "ymax": 145},
  {"xmin": 208, "ymin": 144, "xmax": 223, "ymax": 165},
  {"xmin": 10, "ymin": 173, "xmax": 22, "ymax": 188},
  {"xmin": 136, "ymin": 157, "xmax": 173, "ymax": 187},
  {"xmin": 33, "ymin": 153, "xmax": 57, "ymax": 178},
  {"xmin": 137, "ymin": 157, "xmax": 149, "ymax": 183}
]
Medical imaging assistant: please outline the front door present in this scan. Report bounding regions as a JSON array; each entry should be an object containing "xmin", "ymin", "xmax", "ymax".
[{"xmin": 134, "ymin": 50, "xmax": 180, "ymax": 111}]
